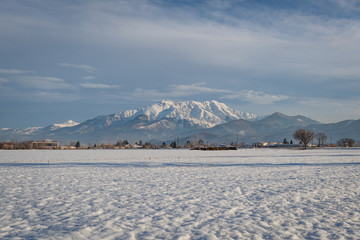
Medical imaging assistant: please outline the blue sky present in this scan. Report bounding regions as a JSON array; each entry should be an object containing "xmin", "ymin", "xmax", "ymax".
[{"xmin": 1, "ymin": 0, "xmax": 360, "ymax": 128}]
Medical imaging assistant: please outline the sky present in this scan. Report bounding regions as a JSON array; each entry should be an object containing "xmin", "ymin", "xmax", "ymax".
[{"xmin": 1, "ymin": 0, "xmax": 360, "ymax": 128}]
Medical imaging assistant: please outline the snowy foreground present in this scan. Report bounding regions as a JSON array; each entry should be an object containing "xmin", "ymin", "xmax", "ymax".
[{"xmin": 1, "ymin": 149, "xmax": 360, "ymax": 239}]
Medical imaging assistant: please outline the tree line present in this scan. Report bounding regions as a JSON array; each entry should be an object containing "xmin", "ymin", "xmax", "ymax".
[
  {"xmin": 293, "ymin": 129, "xmax": 357, "ymax": 149},
  {"xmin": 0, "ymin": 131, "xmax": 358, "ymax": 150}
]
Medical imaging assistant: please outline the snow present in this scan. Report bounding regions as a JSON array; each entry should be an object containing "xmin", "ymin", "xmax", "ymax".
[
  {"xmin": 346, "ymin": 120, "xmax": 354, "ymax": 127},
  {"xmin": 0, "ymin": 121, "xmax": 80, "ymax": 137},
  {"xmin": 24, "ymin": 127, "xmax": 42, "ymax": 135},
  {"xmin": 137, "ymin": 119, "xmax": 175, "ymax": 130},
  {"xmin": 1, "ymin": 148, "xmax": 360, "ymax": 239}
]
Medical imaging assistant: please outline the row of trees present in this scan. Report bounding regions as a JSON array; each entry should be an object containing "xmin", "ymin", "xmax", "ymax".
[
  {"xmin": 0, "ymin": 131, "xmax": 357, "ymax": 149},
  {"xmin": 337, "ymin": 138, "xmax": 356, "ymax": 147},
  {"xmin": 293, "ymin": 129, "xmax": 356, "ymax": 149}
]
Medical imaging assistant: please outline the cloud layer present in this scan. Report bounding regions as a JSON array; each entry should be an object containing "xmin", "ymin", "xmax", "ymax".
[
  {"xmin": 1, "ymin": 0, "xmax": 360, "ymax": 127},
  {"xmin": 59, "ymin": 63, "xmax": 97, "ymax": 73}
]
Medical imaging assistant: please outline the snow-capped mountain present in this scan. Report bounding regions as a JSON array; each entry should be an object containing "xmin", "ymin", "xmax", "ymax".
[
  {"xmin": 0, "ymin": 100, "xmax": 259, "ymax": 143},
  {"xmin": 0, "ymin": 120, "xmax": 80, "ymax": 138},
  {"xmin": 2, "ymin": 100, "xmax": 358, "ymax": 145},
  {"xmin": 77, "ymin": 100, "xmax": 258, "ymax": 131}
]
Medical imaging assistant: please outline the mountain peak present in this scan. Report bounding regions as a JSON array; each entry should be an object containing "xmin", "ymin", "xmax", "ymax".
[
  {"xmin": 259, "ymin": 112, "xmax": 320, "ymax": 127},
  {"xmin": 136, "ymin": 100, "xmax": 258, "ymax": 128},
  {"xmin": 272, "ymin": 112, "xmax": 287, "ymax": 117},
  {"xmin": 159, "ymin": 99, "xmax": 175, "ymax": 105},
  {"xmin": 90, "ymin": 100, "xmax": 259, "ymax": 129}
]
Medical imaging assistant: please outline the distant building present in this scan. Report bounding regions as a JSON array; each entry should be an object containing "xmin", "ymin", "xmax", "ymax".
[
  {"xmin": 273, "ymin": 143, "xmax": 303, "ymax": 148},
  {"xmin": 101, "ymin": 144, "xmax": 115, "ymax": 149},
  {"xmin": 0, "ymin": 142, "xmax": 15, "ymax": 150},
  {"xmin": 132, "ymin": 144, "xmax": 143, "ymax": 149},
  {"xmin": 252, "ymin": 142, "xmax": 278, "ymax": 148},
  {"xmin": 32, "ymin": 141, "xmax": 59, "ymax": 150},
  {"xmin": 253, "ymin": 142, "xmax": 302, "ymax": 148},
  {"xmin": 59, "ymin": 146, "xmax": 76, "ymax": 150}
]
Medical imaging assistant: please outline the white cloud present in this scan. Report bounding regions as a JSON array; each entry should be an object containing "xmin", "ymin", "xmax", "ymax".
[
  {"xmin": 83, "ymin": 76, "xmax": 95, "ymax": 80},
  {"xmin": 17, "ymin": 76, "xmax": 72, "ymax": 90},
  {"xmin": 132, "ymin": 88, "xmax": 163, "ymax": 99},
  {"xmin": 59, "ymin": 63, "xmax": 97, "ymax": 73},
  {"xmin": 3, "ymin": 1, "xmax": 360, "ymax": 81},
  {"xmin": 222, "ymin": 90, "xmax": 290, "ymax": 104},
  {"xmin": 130, "ymin": 83, "xmax": 231, "ymax": 100},
  {"xmin": 80, "ymin": 83, "xmax": 120, "ymax": 89},
  {"xmin": 299, "ymin": 97, "xmax": 360, "ymax": 110},
  {"xmin": 330, "ymin": 0, "xmax": 360, "ymax": 10},
  {"xmin": 0, "ymin": 77, "xmax": 8, "ymax": 83},
  {"xmin": 289, "ymin": 96, "xmax": 360, "ymax": 123},
  {"xmin": 34, "ymin": 91, "xmax": 79, "ymax": 102},
  {"xmin": 170, "ymin": 83, "xmax": 231, "ymax": 97},
  {"xmin": 0, "ymin": 68, "xmax": 33, "ymax": 74},
  {"xmin": 130, "ymin": 84, "xmax": 288, "ymax": 105},
  {"xmin": 75, "ymin": 1, "xmax": 360, "ymax": 80}
]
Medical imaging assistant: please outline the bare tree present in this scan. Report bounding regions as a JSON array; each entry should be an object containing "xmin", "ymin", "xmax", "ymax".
[
  {"xmin": 293, "ymin": 129, "xmax": 315, "ymax": 149},
  {"xmin": 315, "ymin": 132, "xmax": 327, "ymax": 147}
]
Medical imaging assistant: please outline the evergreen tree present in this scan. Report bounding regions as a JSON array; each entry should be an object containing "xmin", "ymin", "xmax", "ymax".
[{"xmin": 170, "ymin": 141, "xmax": 177, "ymax": 148}]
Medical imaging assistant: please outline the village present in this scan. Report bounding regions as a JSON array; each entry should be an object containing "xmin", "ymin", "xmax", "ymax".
[
  {"xmin": 1, "ymin": 129, "xmax": 357, "ymax": 150},
  {"xmin": 0, "ymin": 137, "xmax": 351, "ymax": 150}
]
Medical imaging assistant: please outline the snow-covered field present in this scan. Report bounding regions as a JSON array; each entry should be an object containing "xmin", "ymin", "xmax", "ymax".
[{"xmin": 1, "ymin": 149, "xmax": 360, "ymax": 239}]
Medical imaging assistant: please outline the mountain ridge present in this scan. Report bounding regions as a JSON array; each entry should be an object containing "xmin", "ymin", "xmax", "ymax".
[
  {"xmin": 181, "ymin": 112, "xmax": 323, "ymax": 145},
  {"xmin": 0, "ymin": 100, "xmax": 259, "ymax": 143},
  {"xmin": 1, "ymin": 100, "xmax": 359, "ymax": 145}
]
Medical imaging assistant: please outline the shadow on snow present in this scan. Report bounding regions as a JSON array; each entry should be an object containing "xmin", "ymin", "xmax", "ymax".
[{"xmin": 2, "ymin": 162, "xmax": 360, "ymax": 168}]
